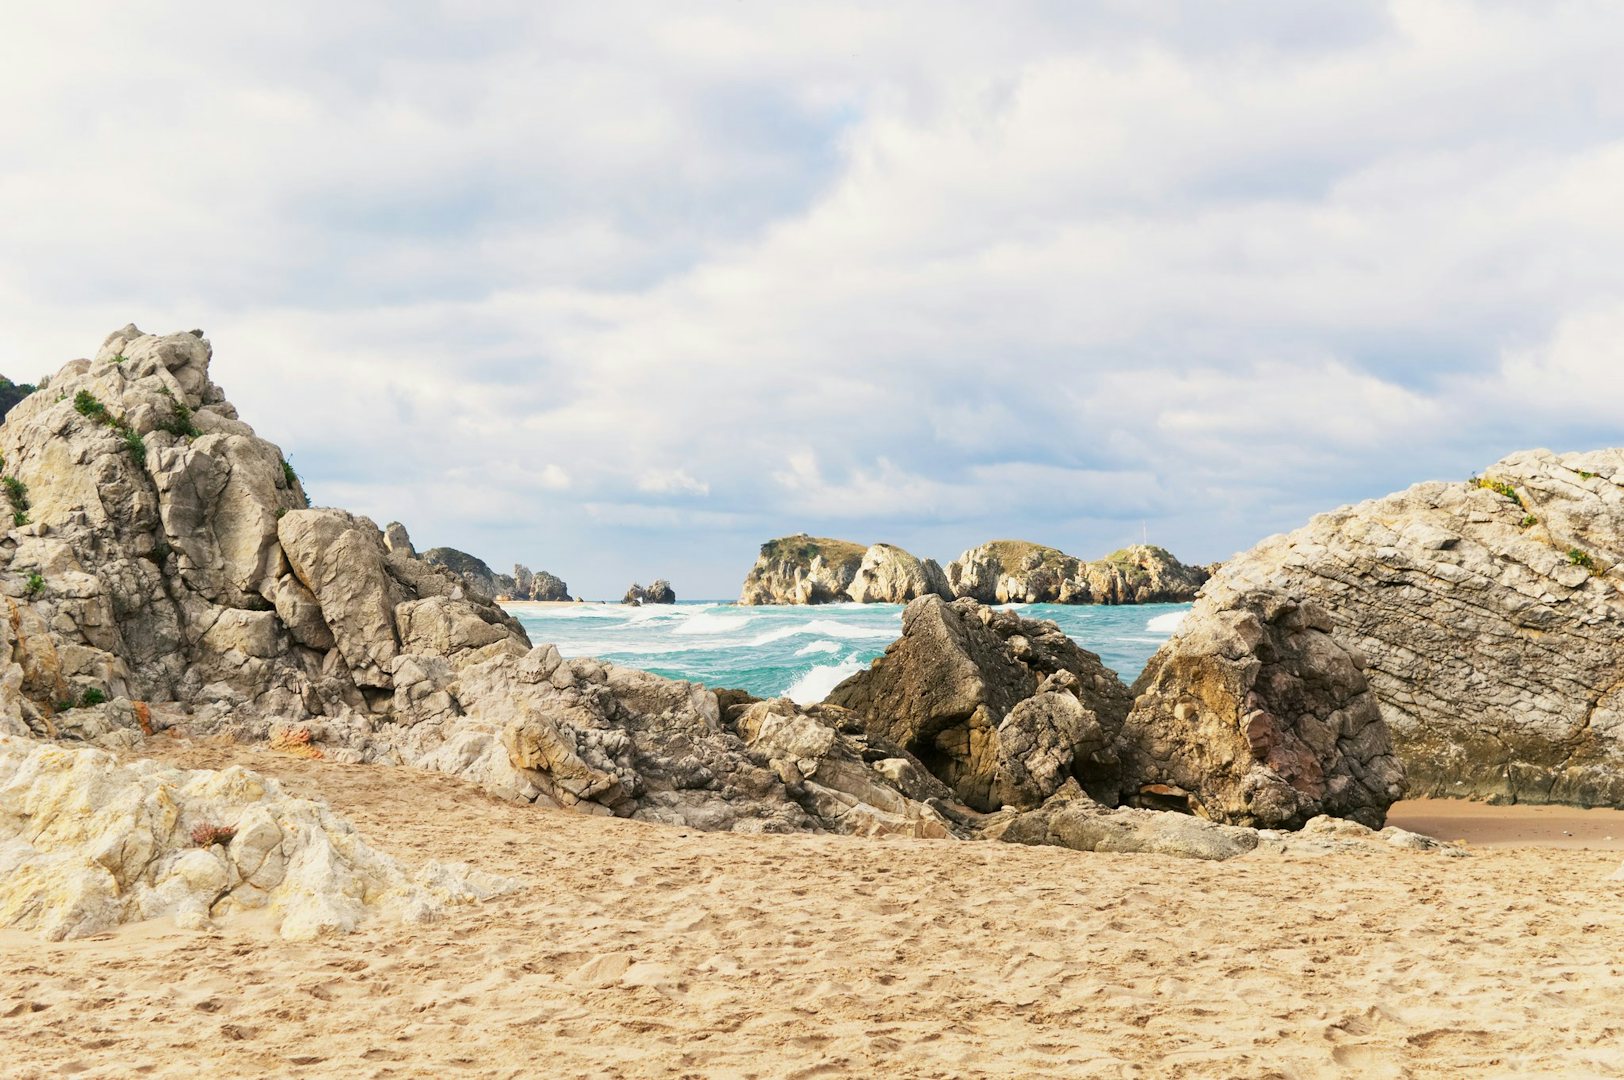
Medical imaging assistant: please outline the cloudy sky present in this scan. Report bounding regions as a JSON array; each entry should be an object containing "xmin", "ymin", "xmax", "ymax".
[{"xmin": 5, "ymin": 2, "xmax": 1623, "ymax": 598}]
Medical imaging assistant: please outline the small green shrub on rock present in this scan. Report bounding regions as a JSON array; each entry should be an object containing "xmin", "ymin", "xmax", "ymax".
[
  {"xmin": 24, "ymin": 572, "xmax": 44, "ymax": 597},
  {"xmin": 1519, "ymin": 514, "xmax": 1538, "ymax": 529},
  {"xmin": 1568, "ymin": 548, "xmax": 1595, "ymax": 570},
  {"xmin": 1474, "ymin": 477, "xmax": 1520, "ymax": 502},
  {"xmin": 73, "ymin": 390, "xmax": 111, "ymax": 425}
]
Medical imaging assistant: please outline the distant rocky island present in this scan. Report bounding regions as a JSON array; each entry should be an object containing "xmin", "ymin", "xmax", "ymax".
[
  {"xmin": 738, "ymin": 534, "xmax": 1212, "ymax": 605},
  {"xmin": 421, "ymin": 546, "xmax": 570, "ymax": 601},
  {"xmin": 623, "ymin": 580, "xmax": 676, "ymax": 605}
]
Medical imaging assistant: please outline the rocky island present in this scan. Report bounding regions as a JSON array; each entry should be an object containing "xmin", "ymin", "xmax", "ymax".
[{"xmin": 739, "ymin": 534, "xmax": 1211, "ymax": 605}]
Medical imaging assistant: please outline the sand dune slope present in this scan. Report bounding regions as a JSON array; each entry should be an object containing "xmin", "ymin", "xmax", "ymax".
[{"xmin": 2, "ymin": 740, "xmax": 1622, "ymax": 1079}]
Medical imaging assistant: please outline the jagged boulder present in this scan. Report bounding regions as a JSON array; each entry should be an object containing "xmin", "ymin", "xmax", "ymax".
[
  {"xmin": 1211, "ymin": 448, "xmax": 1624, "ymax": 807},
  {"xmin": 383, "ymin": 521, "xmax": 416, "ymax": 558},
  {"xmin": 845, "ymin": 543, "xmax": 950, "ymax": 603},
  {"xmin": 826, "ymin": 596, "xmax": 1134, "ymax": 811},
  {"xmin": 623, "ymin": 580, "xmax": 676, "ymax": 605},
  {"xmin": 0, "ymin": 736, "xmax": 514, "ymax": 941},
  {"xmin": 1119, "ymin": 580, "xmax": 1404, "ymax": 829},
  {"xmin": 739, "ymin": 534, "xmax": 867, "ymax": 604}
]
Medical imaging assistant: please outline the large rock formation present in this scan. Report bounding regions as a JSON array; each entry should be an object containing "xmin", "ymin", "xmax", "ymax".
[
  {"xmin": 846, "ymin": 543, "xmax": 950, "ymax": 603},
  {"xmin": 0, "ymin": 735, "xmax": 513, "ymax": 941},
  {"xmin": 516, "ymin": 565, "xmax": 570, "ymax": 602},
  {"xmin": 1209, "ymin": 449, "xmax": 1624, "ymax": 807},
  {"xmin": 738, "ymin": 534, "xmax": 868, "ymax": 604},
  {"xmin": 1119, "ymin": 580, "xmax": 1404, "ymax": 829},
  {"xmin": 0, "ymin": 326, "xmax": 1450, "ymax": 888},
  {"xmin": 826, "ymin": 596, "xmax": 1135, "ymax": 811},
  {"xmin": 946, "ymin": 541, "xmax": 1211, "ymax": 604},
  {"xmin": 623, "ymin": 580, "xmax": 676, "ymax": 605}
]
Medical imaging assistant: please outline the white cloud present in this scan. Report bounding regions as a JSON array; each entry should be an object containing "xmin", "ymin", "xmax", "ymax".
[{"xmin": 5, "ymin": 2, "xmax": 1624, "ymax": 596}]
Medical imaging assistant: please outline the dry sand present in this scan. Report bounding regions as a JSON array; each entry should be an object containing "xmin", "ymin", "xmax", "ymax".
[{"xmin": 4, "ymin": 740, "xmax": 1624, "ymax": 1079}]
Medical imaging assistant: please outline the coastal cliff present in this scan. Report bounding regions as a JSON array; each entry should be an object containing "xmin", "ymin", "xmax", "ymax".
[
  {"xmin": 738, "ymin": 534, "xmax": 868, "ymax": 604},
  {"xmin": 422, "ymin": 547, "xmax": 569, "ymax": 601}
]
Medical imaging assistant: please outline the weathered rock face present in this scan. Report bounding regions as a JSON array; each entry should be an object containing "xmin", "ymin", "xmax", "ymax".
[
  {"xmin": 1119, "ymin": 580, "xmax": 1404, "ymax": 829},
  {"xmin": 845, "ymin": 543, "xmax": 950, "ymax": 603},
  {"xmin": 623, "ymin": 580, "xmax": 676, "ymax": 605},
  {"xmin": 422, "ymin": 546, "xmax": 512, "ymax": 600},
  {"xmin": 1212, "ymin": 448, "xmax": 1624, "ymax": 807},
  {"xmin": 826, "ymin": 596, "xmax": 1135, "ymax": 811},
  {"xmin": 0, "ymin": 735, "xmax": 514, "ymax": 941},
  {"xmin": 945, "ymin": 540, "xmax": 1210, "ymax": 604},
  {"xmin": 517, "ymin": 565, "xmax": 570, "ymax": 602},
  {"xmin": 739, "ymin": 535, "xmax": 868, "ymax": 605}
]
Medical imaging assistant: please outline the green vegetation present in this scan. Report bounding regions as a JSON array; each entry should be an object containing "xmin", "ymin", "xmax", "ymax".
[
  {"xmin": 282, "ymin": 458, "xmax": 311, "ymax": 508},
  {"xmin": 1568, "ymin": 548, "xmax": 1595, "ymax": 570},
  {"xmin": 0, "ymin": 377, "xmax": 36, "ymax": 420},
  {"xmin": 1519, "ymin": 514, "xmax": 1538, "ymax": 529},
  {"xmin": 24, "ymin": 572, "xmax": 44, "ymax": 597},
  {"xmin": 156, "ymin": 387, "xmax": 201, "ymax": 438},
  {"xmin": 110, "ymin": 354, "xmax": 127, "ymax": 364},
  {"xmin": 758, "ymin": 534, "xmax": 867, "ymax": 569},
  {"xmin": 1474, "ymin": 476, "xmax": 1520, "ymax": 503},
  {"xmin": 73, "ymin": 389, "xmax": 111, "ymax": 424},
  {"xmin": 71, "ymin": 389, "xmax": 148, "ymax": 465},
  {"xmin": 53, "ymin": 686, "xmax": 109, "ymax": 713},
  {"xmin": 121, "ymin": 428, "xmax": 147, "ymax": 465},
  {"xmin": 1580, "ymin": 470, "xmax": 1598, "ymax": 480},
  {"xmin": 4, "ymin": 475, "xmax": 29, "ymax": 529}
]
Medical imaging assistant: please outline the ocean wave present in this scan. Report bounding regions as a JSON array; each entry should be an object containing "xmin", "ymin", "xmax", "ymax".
[
  {"xmin": 783, "ymin": 654, "xmax": 866, "ymax": 705},
  {"xmin": 1146, "ymin": 611, "xmax": 1187, "ymax": 633},
  {"xmin": 670, "ymin": 611, "xmax": 756, "ymax": 636},
  {"xmin": 794, "ymin": 640, "xmax": 842, "ymax": 657},
  {"xmin": 748, "ymin": 619, "xmax": 897, "ymax": 647}
]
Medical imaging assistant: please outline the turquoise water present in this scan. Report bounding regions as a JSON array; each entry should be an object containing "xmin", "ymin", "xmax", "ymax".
[{"xmin": 504, "ymin": 600, "xmax": 1190, "ymax": 704}]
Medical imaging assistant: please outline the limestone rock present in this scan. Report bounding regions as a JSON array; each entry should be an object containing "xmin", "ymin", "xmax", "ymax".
[
  {"xmin": 739, "ymin": 535, "xmax": 867, "ymax": 605},
  {"xmin": 945, "ymin": 540, "xmax": 1210, "ymax": 604},
  {"xmin": 0, "ymin": 736, "xmax": 516, "ymax": 941},
  {"xmin": 991, "ymin": 784, "xmax": 1261, "ymax": 861},
  {"xmin": 421, "ymin": 546, "xmax": 514, "ymax": 600},
  {"xmin": 826, "ymin": 596, "xmax": 1133, "ymax": 811},
  {"xmin": 1211, "ymin": 448, "xmax": 1624, "ymax": 807},
  {"xmin": 278, "ymin": 510, "xmax": 403, "ymax": 688},
  {"xmin": 1119, "ymin": 579, "xmax": 1404, "ymax": 829},
  {"xmin": 514, "ymin": 565, "xmax": 570, "ymax": 602},
  {"xmin": 383, "ymin": 521, "xmax": 416, "ymax": 558},
  {"xmin": 623, "ymin": 580, "xmax": 676, "ymax": 605},
  {"xmin": 845, "ymin": 543, "xmax": 950, "ymax": 603}
]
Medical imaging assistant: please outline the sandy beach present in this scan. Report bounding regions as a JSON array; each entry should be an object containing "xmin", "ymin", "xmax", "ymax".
[{"xmin": 3, "ymin": 739, "xmax": 1622, "ymax": 1080}]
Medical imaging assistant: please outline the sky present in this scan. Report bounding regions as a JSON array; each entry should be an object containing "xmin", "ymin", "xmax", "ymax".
[{"xmin": 5, "ymin": 1, "xmax": 1624, "ymax": 599}]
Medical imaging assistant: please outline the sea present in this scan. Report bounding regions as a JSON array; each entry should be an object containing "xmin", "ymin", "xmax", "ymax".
[{"xmin": 504, "ymin": 600, "xmax": 1190, "ymax": 705}]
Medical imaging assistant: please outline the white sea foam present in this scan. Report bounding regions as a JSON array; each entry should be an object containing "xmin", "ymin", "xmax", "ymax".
[
  {"xmin": 794, "ymin": 640, "xmax": 842, "ymax": 657},
  {"xmin": 748, "ymin": 619, "xmax": 897, "ymax": 647},
  {"xmin": 670, "ymin": 611, "xmax": 756, "ymax": 636},
  {"xmin": 784, "ymin": 654, "xmax": 867, "ymax": 705},
  {"xmin": 1146, "ymin": 611, "xmax": 1187, "ymax": 633}
]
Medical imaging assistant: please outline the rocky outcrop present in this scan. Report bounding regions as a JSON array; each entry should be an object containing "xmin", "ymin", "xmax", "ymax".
[
  {"xmin": 0, "ymin": 327, "xmax": 968, "ymax": 845},
  {"xmin": 0, "ymin": 735, "xmax": 514, "ymax": 941},
  {"xmin": 623, "ymin": 580, "xmax": 676, "ymax": 605},
  {"xmin": 825, "ymin": 596, "xmax": 1135, "ymax": 811},
  {"xmin": 1118, "ymin": 580, "xmax": 1404, "ymax": 829},
  {"xmin": 845, "ymin": 543, "xmax": 950, "ymax": 603},
  {"xmin": 383, "ymin": 521, "xmax": 416, "ymax": 558},
  {"xmin": 422, "ymin": 546, "xmax": 511, "ymax": 600},
  {"xmin": 1209, "ymin": 448, "xmax": 1624, "ymax": 808},
  {"xmin": 946, "ymin": 540, "xmax": 1211, "ymax": 604},
  {"xmin": 515, "ymin": 565, "xmax": 570, "ymax": 602},
  {"xmin": 739, "ymin": 535, "xmax": 868, "ymax": 605}
]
